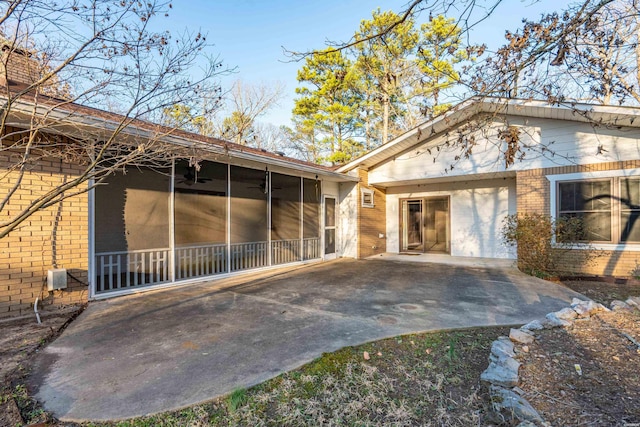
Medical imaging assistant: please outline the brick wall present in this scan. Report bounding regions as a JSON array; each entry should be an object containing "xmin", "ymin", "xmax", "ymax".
[
  {"xmin": 0, "ymin": 45, "xmax": 42, "ymax": 87},
  {"xmin": 357, "ymin": 169, "xmax": 386, "ymax": 258},
  {"xmin": 516, "ymin": 160, "xmax": 640, "ymax": 277},
  {"xmin": 0, "ymin": 145, "xmax": 89, "ymax": 318}
]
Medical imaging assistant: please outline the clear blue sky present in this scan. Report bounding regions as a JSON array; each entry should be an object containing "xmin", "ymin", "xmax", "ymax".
[{"xmin": 164, "ymin": 0, "xmax": 572, "ymax": 127}]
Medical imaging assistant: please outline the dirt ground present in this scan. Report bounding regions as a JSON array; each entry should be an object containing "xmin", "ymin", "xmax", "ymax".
[
  {"xmin": 0, "ymin": 309, "xmax": 80, "ymax": 381},
  {"xmin": 0, "ymin": 306, "xmax": 83, "ymax": 427},
  {"xmin": 516, "ymin": 280, "xmax": 640, "ymax": 426}
]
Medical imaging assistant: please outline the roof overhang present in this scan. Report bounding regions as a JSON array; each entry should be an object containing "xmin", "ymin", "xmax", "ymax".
[
  {"xmin": 369, "ymin": 171, "xmax": 516, "ymax": 189},
  {"xmin": 2, "ymin": 96, "xmax": 357, "ymax": 183},
  {"xmin": 338, "ymin": 97, "xmax": 640, "ymax": 173}
]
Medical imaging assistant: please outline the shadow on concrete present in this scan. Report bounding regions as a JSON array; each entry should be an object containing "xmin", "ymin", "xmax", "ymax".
[{"xmin": 28, "ymin": 258, "xmax": 584, "ymax": 422}]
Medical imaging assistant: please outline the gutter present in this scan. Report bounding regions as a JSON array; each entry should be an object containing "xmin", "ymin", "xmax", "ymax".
[{"xmin": 4, "ymin": 98, "xmax": 357, "ymax": 182}]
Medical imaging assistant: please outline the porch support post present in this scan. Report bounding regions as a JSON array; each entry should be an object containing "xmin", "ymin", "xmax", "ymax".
[
  {"xmin": 299, "ymin": 176, "xmax": 303, "ymax": 260},
  {"xmin": 321, "ymin": 184, "xmax": 325, "ymax": 259},
  {"xmin": 88, "ymin": 178, "xmax": 96, "ymax": 299},
  {"xmin": 226, "ymin": 162, "xmax": 231, "ymax": 273},
  {"xmin": 169, "ymin": 158, "xmax": 176, "ymax": 283},
  {"xmin": 267, "ymin": 169, "xmax": 272, "ymax": 267}
]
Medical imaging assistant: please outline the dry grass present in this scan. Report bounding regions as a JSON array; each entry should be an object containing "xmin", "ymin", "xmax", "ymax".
[{"xmin": 82, "ymin": 327, "xmax": 508, "ymax": 427}]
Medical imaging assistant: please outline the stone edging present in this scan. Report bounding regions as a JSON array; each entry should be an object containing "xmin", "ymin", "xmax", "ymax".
[{"xmin": 480, "ymin": 296, "xmax": 640, "ymax": 427}]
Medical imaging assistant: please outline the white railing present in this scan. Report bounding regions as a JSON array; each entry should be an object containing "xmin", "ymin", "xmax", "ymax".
[
  {"xmin": 95, "ymin": 238, "xmax": 322, "ymax": 294},
  {"xmin": 303, "ymin": 237, "xmax": 321, "ymax": 260},
  {"xmin": 176, "ymin": 243, "xmax": 227, "ymax": 280},
  {"xmin": 95, "ymin": 248, "xmax": 170, "ymax": 294},
  {"xmin": 230, "ymin": 241, "xmax": 268, "ymax": 272},
  {"xmin": 271, "ymin": 239, "xmax": 301, "ymax": 265}
]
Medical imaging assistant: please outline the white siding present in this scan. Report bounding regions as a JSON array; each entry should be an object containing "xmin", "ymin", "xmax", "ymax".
[
  {"xmin": 369, "ymin": 117, "xmax": 640, "ymax": 185},
  {"xmin": 338, "ymin": 181, "xmax": 358, "ymax": 258},
  {"xmin": 385, "ymin": 178, "xmax": 517, "ymax": 259}
]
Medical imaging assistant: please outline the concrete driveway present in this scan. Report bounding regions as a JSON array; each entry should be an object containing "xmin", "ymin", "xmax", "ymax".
[{"xmin": 29, "ymin": 258, "xmax": 583, "ymax": 422}]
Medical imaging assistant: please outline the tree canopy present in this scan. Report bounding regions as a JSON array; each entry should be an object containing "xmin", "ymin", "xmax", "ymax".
[{"xmin": 290, "ymin": 9, "xmax": 478, "ymax": 165}]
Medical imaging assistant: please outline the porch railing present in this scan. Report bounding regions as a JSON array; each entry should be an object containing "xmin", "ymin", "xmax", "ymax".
[
  {"xmin": 176, "ymin": 243, "xmax": 227, "ymax": 280},
  {"xmin": 95, "ymin": 238, "xmax": 322, "ymax": 294},
  {"xmin": 271, "ymin": 239, "xmax": 301, "ymax": 265},
  {"xmin": 95, "ymin": 248, "xmax": 170, "ymax": 294},
  {"xmin": 230, "ymin": 241, "xmax": 268, "ymax": 272},
  {"xmin": 303, "ymin": 237, "xmax": 320, "ymax": 260}
]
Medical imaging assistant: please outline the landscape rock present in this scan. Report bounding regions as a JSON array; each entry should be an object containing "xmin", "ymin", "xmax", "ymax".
[
  {"xmin": 554, "ymin": 307, "xmax": 578, "ymax": 320},
  {"xmin": 481, "ymin": 356, "xmax": 521, "ymax": 387},
  {"xmin": 610, "ymin": 300, "xmax": 631, "ymax": 311},
  {"xmin": 491, "ymin": 336, "xmax": 516, "ymax": 359},
  {"xmin": 490, "ymin": 385, "xmax": 544, "ymax": 424},
  {"xmin": 626, "ymin": 296, "xmax": 640, "ymax": 308},
  {"xmin": 545, "ymin": 313, "xmax": 572, "ymax": 328},
  {"xmin": 521, "ymin": 319, "xmax": 545, "ymax": 331},
  {"xmin": 571, "ymin": 299, "xmax": 610, "ymax": 316},
  {"xmin": 510, "ymin": 328, "xmax": 535, "ymax": 344},
  {"xmin": 512, "ymin": 386, "xmax": 526, "ymax": 395}
]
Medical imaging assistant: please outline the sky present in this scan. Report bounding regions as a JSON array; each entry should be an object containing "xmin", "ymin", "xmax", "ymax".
[{"xmin": 162, "ymin": 0, "xmax": 574, "ymax": 128}]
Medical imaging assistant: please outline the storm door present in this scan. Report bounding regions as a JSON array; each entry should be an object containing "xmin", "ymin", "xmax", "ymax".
[{"xmin": 324, "ymin": 196, "xmax": 337, "ymax": 259}]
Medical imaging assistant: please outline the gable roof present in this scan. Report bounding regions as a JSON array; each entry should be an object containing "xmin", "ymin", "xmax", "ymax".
[{"xmin": 338, "ymin": 97, "xmax": 640, "ymax": 173}]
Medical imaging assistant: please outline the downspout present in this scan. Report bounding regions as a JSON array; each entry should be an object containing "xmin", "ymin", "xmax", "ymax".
[{"xmin": 34, "ymin": 296, "xmax": 41, "ymax": 324}]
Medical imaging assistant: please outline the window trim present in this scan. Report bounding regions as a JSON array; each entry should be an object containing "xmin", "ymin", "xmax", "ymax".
[
  {"xmin": 548, "ymin": 168, "xmax": 640, "ymax": 251},
  {"xmin": 361, "ymin": 187, "xmax": 375, "ymax": 208}
]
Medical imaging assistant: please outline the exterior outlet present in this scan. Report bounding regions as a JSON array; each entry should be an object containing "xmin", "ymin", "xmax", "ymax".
[{"xmin": 47, "ymin": 269, "xmax": 67, "ymax": 291}]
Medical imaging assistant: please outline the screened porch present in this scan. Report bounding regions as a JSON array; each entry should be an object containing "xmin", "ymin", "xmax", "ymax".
[{"xmin": 93, "ymin": 159, "xmax": 325, "ymax": 296}]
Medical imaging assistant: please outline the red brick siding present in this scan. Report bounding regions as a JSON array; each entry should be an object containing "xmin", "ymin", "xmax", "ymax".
[
  {"xmin": 1, "ymin": 145, "xmax": 89, "ymax": 318},
  {"xmin": 357, "ymin": 169, "xmax": 386, "ymax": 258},
  {"xmin": 516, "ymin": 160, "xmax": 640, "ymax": 277},
  {"xmin": 0, "ymin": 47, "xmax": 42, "ymax": 86}
]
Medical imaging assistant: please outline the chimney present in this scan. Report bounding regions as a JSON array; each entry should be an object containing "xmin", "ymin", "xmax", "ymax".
[{"xmin": 0, "ymin": 43, "xmax": 43, "ymax": 89}]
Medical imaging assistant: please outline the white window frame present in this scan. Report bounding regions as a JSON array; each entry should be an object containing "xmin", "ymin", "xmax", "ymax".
[
  {"xmin": 361, "ymin": 187, "xmax": 374, "ymax": 208},
  {"xmin": 548, "ymin": 168, "xmax": 640, "ymax": 251}
]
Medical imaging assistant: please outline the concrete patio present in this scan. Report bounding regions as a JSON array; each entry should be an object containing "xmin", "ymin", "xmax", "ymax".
[{"xmin": 28, "ymin": 258, "xmax": 583, "ymax": 422}]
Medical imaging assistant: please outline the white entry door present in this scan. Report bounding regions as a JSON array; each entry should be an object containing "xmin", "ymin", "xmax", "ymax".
[{"xmin": 323, "ymin": 196, "xmax": 337, "ymax": 259}]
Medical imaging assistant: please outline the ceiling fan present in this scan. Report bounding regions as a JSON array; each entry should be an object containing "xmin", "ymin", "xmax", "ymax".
[
  {"xmin": 249, "ymin": 178, "xmax": 281, "ymax": 194},
  {"xmin": 247, "ymin": 168, "xmax": 281, "ymax": 194},
  {"xmin": 176, "ymin": 166, "xmax": 212, "ymax": 186}
]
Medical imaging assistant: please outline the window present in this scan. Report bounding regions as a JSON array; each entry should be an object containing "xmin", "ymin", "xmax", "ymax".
[
  {"xmin": 620, "ymin": 178, "xmax": 640, "ymax": 242},
  {"xmin": 361, "ymin": 188, "xmax": 374, "ymax": 208},
  {"xmin": 558, "ymin": 180, "xmax": 612, "ymax": 242},
  {"xmin": 556, "ymin": 177, "xmax": 640, "ymax": 244}
]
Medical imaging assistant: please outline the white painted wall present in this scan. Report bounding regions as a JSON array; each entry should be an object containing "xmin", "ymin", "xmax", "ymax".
[
  {"xmin": 369, "ymin": 117, "xmax": 640, "ymax": 185},
  {"xmin": 338, "ymin": 181, "xmax": 358, "ymax": 258},
  {"xmin": 386, "ymin": 178, "xmax": 517, "ymax": 259}
]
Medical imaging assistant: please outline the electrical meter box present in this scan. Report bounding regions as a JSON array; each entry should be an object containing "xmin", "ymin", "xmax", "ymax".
[{"xmin": 47, "ymin": 269, "xmax": 67, "ymax": 291}]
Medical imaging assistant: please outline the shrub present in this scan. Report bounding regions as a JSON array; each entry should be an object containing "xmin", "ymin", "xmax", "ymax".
[{"xmin": 502, "ymin": 213, "xmax": 599, "ymax": 278}]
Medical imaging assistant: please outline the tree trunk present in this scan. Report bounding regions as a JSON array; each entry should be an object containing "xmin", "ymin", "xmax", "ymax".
[{"xmin": 382, "ymin": 95, "xmax": 389, "ymax": 143}]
